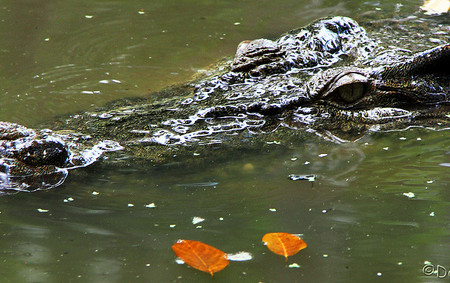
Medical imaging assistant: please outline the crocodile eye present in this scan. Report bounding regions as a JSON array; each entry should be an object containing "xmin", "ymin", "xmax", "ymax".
[
  {"xmin": 320, "ymin": 71, "xmax": 369, "ymax": 106},
  {"xmin": 337, "ymin": 82, "xmax": 365, "ymax": 103}
]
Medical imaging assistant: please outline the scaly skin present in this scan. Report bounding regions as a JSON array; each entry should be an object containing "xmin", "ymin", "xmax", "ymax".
[{"xmin": 0, "ymin": 17, "xmax": 448, "ymax": 193}]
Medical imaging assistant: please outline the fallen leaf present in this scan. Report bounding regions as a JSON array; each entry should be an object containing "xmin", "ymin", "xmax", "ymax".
[
  {"xmin": 262, "ymin": 232, "xmax": 307, "ymax": 261},
  {"xmin": 242, "ymin": 163, "xmax": 255, "ymax": 171},
  {"xmin": 172, "ymin": 239, "xmax": 229, "ymax": 276},
  {"xmin": 421, "ymin": 0, "xmax": 450, "ymax": 14}
]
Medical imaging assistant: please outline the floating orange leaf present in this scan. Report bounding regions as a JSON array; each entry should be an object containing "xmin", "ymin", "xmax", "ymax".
[
  {"xmin": 262, "ymin": 232, "xmax": 307, "ymax": 261},
  {"xmin": 172, "ymin": 239, "xmax": 229, "ymax": 277}
]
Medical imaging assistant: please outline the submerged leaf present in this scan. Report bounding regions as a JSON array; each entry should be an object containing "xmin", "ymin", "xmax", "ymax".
[
  {"xmin": 262, "ymin": 232, "xmax": 307, "ymax": 261},
  {"xmin": 172, "ymin": 239, "xmax": 229, "ymax": 276}
]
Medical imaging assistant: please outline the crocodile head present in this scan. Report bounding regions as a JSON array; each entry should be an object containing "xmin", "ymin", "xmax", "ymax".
[
  {"xmin": 189, "ymin": 17, "xmax": 449, "ymax": 141},
  {"xmin": 0, "ymin": 16, "xmax": 448, "ymax": 193}
]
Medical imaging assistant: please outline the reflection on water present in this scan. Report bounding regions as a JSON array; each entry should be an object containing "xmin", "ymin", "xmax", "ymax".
[
  {"xmin": 0, "ymin": 0, "xmax": 448, "ymax": 282},
  {"xmin": 1, "ymin": 128, "xmax": 448, "ymax": 281}
]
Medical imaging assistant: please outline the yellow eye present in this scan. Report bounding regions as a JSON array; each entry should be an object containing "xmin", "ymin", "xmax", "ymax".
[
  {"xmin": 338, "ymin": 82, "xmax": 365, "ymax": 103},
  {"xmin": 319, "ymin": 71, "xmax": 368, "ymax": 105}
]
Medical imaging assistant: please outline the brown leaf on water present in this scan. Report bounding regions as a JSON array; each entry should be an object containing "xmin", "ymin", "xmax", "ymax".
[
  {"xmin": 421, "ymin": 0, "xmax": 450, "ymax": 14},
  {"xmin": 262, "ymin": 232, "xmax": 307, "ymax": 261},
  {"xmin": 172, "ymin": 239, "xmax": 229, "ymax": 277}
]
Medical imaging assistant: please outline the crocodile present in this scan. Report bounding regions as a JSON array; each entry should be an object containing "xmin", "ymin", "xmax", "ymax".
[{"xmin": 0, "ymin": 16, "xmax": 449, "ymax": 194}]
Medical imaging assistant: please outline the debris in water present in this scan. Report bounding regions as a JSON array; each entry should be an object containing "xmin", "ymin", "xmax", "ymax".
[
  {"xmin": 227, "ymin": 251, "xmax": 252, "ymax": 261},
  {"xmin": 262, "ymin": 232, "xmax": 307, "ymax": 260},
  {"xmin": 98, "ymin": 113, "xmax": 112, "ymax": 119},
  {"xmin": 243, "ymin": 163, "xmax": 254, "ymax": 171},
  {"xmin": 288, "ymin": 174, "xmax": 316, "ymax": 182},
  {"xmin": 81, "ymin": 90, "xmax": 100, "ymax": 95},
  {"xmin": 289, "ymin": 263, "xmax": 300, "ymax": 268},
  {"xmin": 420, "ymin": 0, "xmax": 450, "ymax": 15},
  {"xmin": 192, "ymin": 217, "xmax": 205, "ymax": 225},
  {"xmin": 176, "ymin": 182, "xmax": 218, "ymax": 188},
  {"xmin": 402, "ymin": 192, "xmax": 415, "ymax": 198}
]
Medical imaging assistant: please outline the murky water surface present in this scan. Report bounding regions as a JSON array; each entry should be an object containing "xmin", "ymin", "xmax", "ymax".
[{"xmin": 0, "ymin": 0, "xmax": 449, "ymax": 282}]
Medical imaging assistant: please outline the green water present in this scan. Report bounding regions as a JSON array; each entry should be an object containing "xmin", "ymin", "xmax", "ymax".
[{"xmin": 0, "ymin": 0, "xmax": 449, "ymax": 282}]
